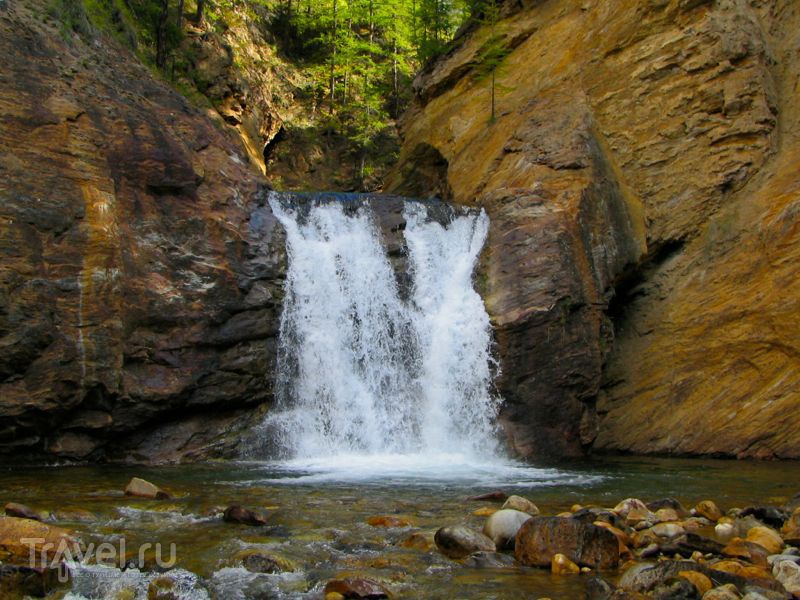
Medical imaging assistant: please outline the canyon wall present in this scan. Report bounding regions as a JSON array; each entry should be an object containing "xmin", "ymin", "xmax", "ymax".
[
  {"xmin": 0, "ymin": 0, "xmax": 285, "ymax": 462},
  {"xmin": 388, "ymin": 0, "xmax": 799, "ymax": 458}
]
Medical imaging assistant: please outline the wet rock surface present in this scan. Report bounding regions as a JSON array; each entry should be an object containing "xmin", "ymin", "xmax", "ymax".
[
  {"xmin": 0, "ymin": 0, "xmax": 288, "ymax": 463},
  {"xmin": 388, "ymin": 0, "xmax": 800, "ymax": 459},
  {"xmin": 514, "ymin": 516, "xmax": 620, "ymax": 569}
]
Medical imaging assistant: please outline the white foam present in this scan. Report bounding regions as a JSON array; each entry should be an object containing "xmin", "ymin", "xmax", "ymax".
[{"xmin": 260, "ymin": 195, "xmax": 501, "ymax": 466}]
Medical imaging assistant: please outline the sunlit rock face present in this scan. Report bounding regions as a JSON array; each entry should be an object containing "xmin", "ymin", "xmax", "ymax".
[
  {"xmin": 0, "ymin": 1, "xmax": 286, "ymax": 462},
  {"xmin": 388, "ymin": 0, "xmax": 799, "ymax": 458}
]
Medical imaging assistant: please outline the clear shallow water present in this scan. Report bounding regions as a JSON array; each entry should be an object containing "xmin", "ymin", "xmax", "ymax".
[{"xmin": 1, "ymin": 456, "xmax": 798, "ymax": 599}]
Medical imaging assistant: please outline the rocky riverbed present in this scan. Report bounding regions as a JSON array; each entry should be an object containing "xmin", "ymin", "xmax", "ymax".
[{"xmin": 0, "ymin": 457, "xmax": 799, "ymax": 599}]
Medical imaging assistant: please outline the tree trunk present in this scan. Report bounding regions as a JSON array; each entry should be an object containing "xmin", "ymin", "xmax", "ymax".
[
  {"xmin": 329, "ymin": 0, "xmax": 337, "ymax": 115},
  {"xmin": 392, "ymin": 37, "xmax": 399, "ymax": 118},
  {"xmin": 195, "ymin": 0, "xmax": 203, "ymax": 23},
  {"xmin": 176, "ymin": 0, "xmax": 184, "ymax": 30},
  {"xmin": 155, "ymin": 0, "xmax": 170, "ymax": 69}
]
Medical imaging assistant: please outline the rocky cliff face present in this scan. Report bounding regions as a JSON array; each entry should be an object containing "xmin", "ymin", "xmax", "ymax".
[
  {"xmin": 388, "ymin": 0, "xmax": 799, "ymax": 458},
  {"xmin": 0, "ymin": 0, "xmax": 285, "ymax": 462}
]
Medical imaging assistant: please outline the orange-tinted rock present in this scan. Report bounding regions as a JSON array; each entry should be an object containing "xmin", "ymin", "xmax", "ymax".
[
  {"xmin": 781, "ymin": 508, "xmax": 800, "ymax": 544},
  {"xmin": 389, "ymin": 0, "xmax": 800, "ymax": 459},
  {"xmin": 695, "ymin": 501, "xmax": 724, "ymax": 523},
  {"xmin": 514, "ymin": 517, "xmax": 619, "ymax": 569},
  {"xmin": 399, "ymin": 532, "xmax": 435, "ymax": 551},
  {"xmin": 366, "ymin": 516, "xmax": 411, "ymax": 528},
  {"xmin": 678, "ymin": 570, "xmax": 713, "ymax": 596},
  {"xmin": 0, "ymin": 516, "xmax": 76, "ymax": 564},
  {"xmin": 4, "ymin": 503, "xmax": 42, "ymax": 522},
  {"xmin": 124, "ymin": 478, "xmax": 170, "ymax": 500},
  {"xmin": 722, "ymin": 538, "xmax": 770, "ymax": 567},
  {"xmin": 551, "ymin": 553, "xmax": 580, "ymax": 575},
  {"xmin": 745, "ymin": 526, "xmax": 784, "ymax": 555}
]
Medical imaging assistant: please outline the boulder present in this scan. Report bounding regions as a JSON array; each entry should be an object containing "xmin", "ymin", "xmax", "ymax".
[
  {"xmin": 514, "ymin": 516, "xmax": 619, "ymax": 569},
  {"xmin": 4, "ymin": 503, "xmax": 42, "ymax": 522},
  {"xmin": 501, "ymin": 495, "xmax": 539, "ymax": 515},
  {"xmin": 434, "ymin": 525, "xmax": 495, "ymax": 559},
  {"xmin": 222, "ymin": 506, "xmax": 268, "ymax": 526},
  {"xmin": 0, "ymin": 516, "xmax": 77, "ymax": 564},
  {"xmin": 124, "ymin": 478, "xmax": 170, "ymax": 500},
  {"xmin": 482, "ymin": 509, "xmax": 531, "ymax": 549},
  {"xmin": 324, "ymin": 577, "xmax": 389, "ymax": 599}
]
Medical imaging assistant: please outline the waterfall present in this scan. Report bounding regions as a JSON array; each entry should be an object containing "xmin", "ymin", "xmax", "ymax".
[{"xmin": 261, "ymin": 192, "xmax": 500, "ymax": 466}]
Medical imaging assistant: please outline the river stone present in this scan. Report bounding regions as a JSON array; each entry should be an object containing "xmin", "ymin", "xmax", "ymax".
[
  {"xmin": 514, "ymin": 516, "xmax": 619, "ymax": 569},
  {"xmin": 222, "ymin": 505, "xmax": 268, "ymax": 526},
  {"xmin": 324, "ymin": 577, "xmax": 389, "ymax": 599},
  {"xmin": 654, "ymin": 508, "xmax": 680, "ymax": 523},
  {"xmin": 483, "ymin": 509, "xmax": 531, "ymax": 549},
  {"xmin": 234, "ymin": 549, "xmax": 295, "ymax": 573},
  {"xmin": 5, "ymin": 502, "xmax": 42, "ymax": 522},
  {"xmin": 399, "ymin": 531, "xmax": 435, "ymax": 551},
  {"xmin": 696, "ymin": 501, "xmax": 724, "ymax": 522},
  {"xmin": 0, "ymin": 564, "xmax": 65, "ymax": 598},
  {"xmin": 463, "ymin": 551, "xmax": 517, "ymax": 568},
  {"xmin": 551, "ymin": 552, "xmax": 580, "ymax": 575},
  {"xmin": 678, "ymin": 570, "xmax": 713, "ymax": 595},
  {"xmin": 434, "ymin": 525, "xmax": 495, "ymax": 559},
  {"xmin": 651, "ymin": 523, "xmax": 686, "ymax": 539},
  {"xmin": 739, "ymin": 508, "xmax": 789, "ymax": 529},
  {"xmin": 703, "ymin": 584, "xmax": 741, "ymax": 600},
  {"xmin": 0, "ymin": 516, "xmax": 77, "ymax": 564},
  {"xmin": 501, "ymin": 495, "xmax": 539, "ymax": 515},
  {"xmin": 746, "ymin": 527, "xmax": 784, "ymax": 555},
  {"xmin": 773, "ymin": 560, "xmax": 800, "ymax": 595},
  {"xmin": 618, "ymin": 560, "xmax": 747, "ymax": 595},
  {"xmin": 780, "ymin": 508, "xmax": 800, "ymax": 545},
  {"xmin": 723, "ymin": 539, "xmax": 770, "ymax": 566},
  {"xmin": 124, "ymin": 477, "xmax": 170, "ymax": 500},
  {"xmin": 366, "ymin": 516, "xmax": 411, "ymax": 528},
  {"xmin": 467, "ymin": 491, "xmax": 507, "ymax": 502}
]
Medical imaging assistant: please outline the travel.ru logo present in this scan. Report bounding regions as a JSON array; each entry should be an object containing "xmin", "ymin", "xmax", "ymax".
[{"xmin": 22, "ymin": 537, "xmax": 177, "ymax": 582}]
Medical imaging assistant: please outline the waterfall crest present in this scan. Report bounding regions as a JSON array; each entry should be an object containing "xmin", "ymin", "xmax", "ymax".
[{"xmin": 261, "ymin": 192, "xmax": 500, "ymax": 463}]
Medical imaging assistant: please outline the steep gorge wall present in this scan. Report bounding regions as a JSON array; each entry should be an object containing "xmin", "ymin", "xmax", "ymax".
[
  {"xmin": 0, "ymin": 0, "xmax": 286, "ymax": 462},
  {"xmin": 388, "ymin": 0, "xmax": 799, "ymax": 458}
]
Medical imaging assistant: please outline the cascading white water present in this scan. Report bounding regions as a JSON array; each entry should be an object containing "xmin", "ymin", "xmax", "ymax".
[{"xmin": 261, "ymin": 192, "xmax": 501, "ymax": 472}]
